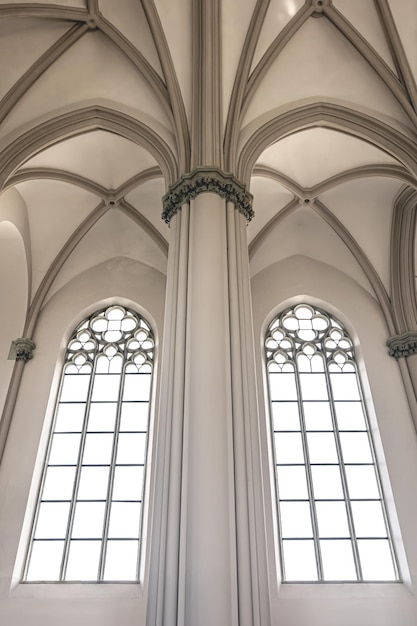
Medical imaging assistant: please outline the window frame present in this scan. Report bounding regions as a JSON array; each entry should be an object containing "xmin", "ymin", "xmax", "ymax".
[
  {"xmin": 22, "ymin": 304, "xmax": 155, "ymax": 584},
  {"xmin": 264, "ymin": 303, "xmax": 400, "ymax": 583}
]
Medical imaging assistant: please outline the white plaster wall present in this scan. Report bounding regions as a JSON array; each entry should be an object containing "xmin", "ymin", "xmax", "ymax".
[
  {"xmin": 251, "ymin": 254, "xmax": 417, "ymax": 626},
  {"xmin": 0, "ymin": 257, "xmax": 166, "ymax": 626}
]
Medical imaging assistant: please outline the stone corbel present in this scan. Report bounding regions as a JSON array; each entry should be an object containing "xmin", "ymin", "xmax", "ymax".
[
  {"xmin": 386, "ymin": 332, "xmax": 417, "ymax": 359},
  {"xmin": 8, "ymin": 338, "xmax": 36, "ymax": 362},
  {"xmin": 162, "ymin": 167, "xmax": 254, "ymax": 224}
]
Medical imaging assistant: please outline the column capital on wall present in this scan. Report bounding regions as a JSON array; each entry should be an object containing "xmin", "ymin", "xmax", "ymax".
[
  {"xmin": 8, "ymin": 338, "xmax": 36, "ymax": 362},
  {"xmin": 386, "ymin": 332, "xmax": 417, "ymax": 359},
  {"xmin": 161, "ymin": 167, "xmax": 254, "ymax": 224}
]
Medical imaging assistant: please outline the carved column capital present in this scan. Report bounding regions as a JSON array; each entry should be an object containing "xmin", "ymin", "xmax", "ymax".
[
  {"xmin": 8, "ymin": 338, "xmax": 36, "ymax": 362},
  {"xmin": 162, "ymin": 167, "xmax": 254, "ymax": 224},
  {"xmin": 386, "ymin": 332, "xmax": 417, "ymax": 359}
]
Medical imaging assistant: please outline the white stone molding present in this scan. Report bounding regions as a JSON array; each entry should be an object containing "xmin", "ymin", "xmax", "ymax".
[
  {"xmin": 390, "ymin": 187, "xmax": 417, "ymax": 333},
  {"xmin": 8, "ymin": 338, "xmax": 36, "ymax": 362},
  {"xmin": 162, "ymin": 168, "xmax": 254, "ymax": 224}
]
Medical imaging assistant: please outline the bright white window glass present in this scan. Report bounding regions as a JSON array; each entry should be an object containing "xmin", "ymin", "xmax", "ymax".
[
  {"xmin": 34, "ymin": 503, "xmax": 71, "ymax": 539},
  {"xmin": 120, "ymin": 402, "xmax": 149, "ymax": 431},
  {"xmin": 280, "ymin": 502, "xmax": 313, "ymax": 538},
  {"xmin": 320, "ymin": 540, "xmax": 356, "ymax": 580},
  {"xmin": 277, "ymin": 466, "xmax": 308, "ymax": 500},
  {"xmin": 357, "ymin": 540, "xmax": 396, "ymax": 580},
  {"xmin": 108, "ymin": 502, "xmax": 141, "ymax": 538},
  {"xmin": 26, "ymin": 541, "xmax": 65, "ymax": 581},
  {"xmin": 43, "ymin": 466, "xmax": 76, "ymax": 500},
  {"xmin": 71, "ymin": 502, "xmax": 106, "ymax": 538},
  {"xmin": 271, "ymin": 402, "xmax": 300, "ymax": 430},
  {"xmin": 104, "ymin": 541, "xmax": 139, "ymax": 581},
  {"xmin": 311, "ymin": 466, "xmax": 344, "ymax": 499},
  {"xmin": 65, "ymin": 541, "xmax": 101, "ymax": 581},
  {"xmin": 24, "ymin": 306, "xmax": 154, "ymax": 582},
  {"xmin": 303, "ymin": 402, "xmax": 333, "ymax": 430},
  {"xmin": 265, "ymin": 304, "xmax": 398, "ymax": 582},
  {"xmin": 87, "ymin": 403, "xmax": 118, "ymax": 431},
  {"xmin": 316, "ymin": 502, "xmax": 350, "ymax": 538},
  {"xmin": 113, "ymin": 466, "xmax": 144, "ymax": 501},
  {"xmin": 78, "ymin": 466, "xmax": 110, "ymax": 500},
  {"xmin": 282, "ymin": 540, "xmax": 318, "ymax": 581},
  {"xmin": 274, "ymin": 432, "xmax": 304, "ymax": 464},
  {"xmin": 54, "ymin": 403, "xmax": 85, "ymax": 432}
]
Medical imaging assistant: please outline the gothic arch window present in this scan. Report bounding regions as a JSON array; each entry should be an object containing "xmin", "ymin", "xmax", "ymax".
[
  {"xmin": 265, "ymin": 303, "xmax": 398, "ymax": 582},
  {"xmin": 24, "ymin": 305, "xmax": 154, "ymax": 582}
]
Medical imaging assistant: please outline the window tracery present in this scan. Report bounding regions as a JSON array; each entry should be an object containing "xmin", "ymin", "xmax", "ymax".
[
  {"xmin": 24, "ymin": 305, "xmax": 154, "ymax": 582},
  {"xmin": 265, "ymin": 304, "xmax": 398, "ymax": 582}
]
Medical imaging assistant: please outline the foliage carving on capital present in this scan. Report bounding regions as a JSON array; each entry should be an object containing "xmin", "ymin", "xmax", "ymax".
[
  {"xmin": 9, "ymin": 338, "xmax": 36, "ymax": 362},
  {"xmin": 162, "ymin": 168, "xmax": 254, "ymax": 224},
  {"xmin": 386, "ymin": 332, "xmax": 417, "ymax": 359}
]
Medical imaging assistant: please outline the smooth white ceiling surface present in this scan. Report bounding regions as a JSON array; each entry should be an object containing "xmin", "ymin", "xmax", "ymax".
[
  {"xmin": 0, "ymin": 0, "xmax": 416, "ymax": 312},
  {"xmin": 23, "ymin": 131, "xmax": 159, "ymax": 189},
  {"xmin": 257, "ymin": 129, "xmax": 398, "ymax": 188}
]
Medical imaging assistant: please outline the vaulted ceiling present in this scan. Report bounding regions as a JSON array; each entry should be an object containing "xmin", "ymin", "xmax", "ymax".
[{"xmin": 0, "ymin": 0, "xmax": 416, "ymax": 332}]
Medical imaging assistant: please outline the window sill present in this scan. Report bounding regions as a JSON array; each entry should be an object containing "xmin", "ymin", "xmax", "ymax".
[
  {"xmin": 11, "ymin": 581, "xmax": 144, "ymax": 600},
  {"xmin": 278, "ymin": 580, "xmax": 408, "ymax": 600}
]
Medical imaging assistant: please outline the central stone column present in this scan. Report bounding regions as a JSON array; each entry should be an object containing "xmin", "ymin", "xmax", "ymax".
[{"xmin": 146, "ymin": 170, "xmax": 268, "ymax": 626}]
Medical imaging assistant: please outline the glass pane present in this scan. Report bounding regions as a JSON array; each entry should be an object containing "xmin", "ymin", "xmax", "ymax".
[
  {"xmin": 109, "ymin": 355, "xmax": 123, "ymax": 373},
  {"xmin": 299, "ymin": 374, "xmax": 328, "ymax": 401},
  {"xmin": 282, "ymin": 540, "xmax": 318, "ymax": 581},
  {"xmin": 311, "ymin": 465, "xmax": 344, "ymax": 499},
  {"xmin": 113, "ymin": 466, "xmax": 144, "ymax": 501},
  {"xmin": 71, "ymin": 502, "xmax": 106, "ymax": 538},
  {"xmin": 65, "ymin": 540, "xmax": 101, "ymax": 581},
  {"xmin": 78, "ymin": 466, "xmax": 110, "ymax": 500},
  {"xmin": 116, "ymin": 433, "xmax": 147, "ymax": 465},
  {"xmin": 320, "ymin": 540, "xmax": 357, "ymax": 581},
  {"xmin": 358, "ymin": 539, "xmax": 396, "ymax": 580},
  {"xmin": 55, "ymin": 403, "xmax": 85, "ymax": 432},
  {"xmin": 49, "ymin": 433, "xmax": 81, "ymax": 465},
  {"xmin": 268, "ymin": 373, "xmax": 297, "ymax": 401},
  {"xmin": 340, "ymin": 432, "xmax": 372, "ymax": 463},
  {"xmin": 82, "ymin": 433, "xmax": 114, "ymax": 465},
  {"xmin": 108, "ymin": 502, "xmax": 141, "ymax": 538},
  {"xmin": 311, "ymin": 353, "xmax": 324, "ymax": 372},
  {"xmin": 277, "ymin": 466, "xmax": 308, "ymax": 500},
  {"xmin": 316, "ymin": 502, "xmax": 350, "ymax": 538},
  {"xmin": 26, "ymin": 541, "xmax": 64, "ymax": 581},
  {"xmin": 103, "ymin": 540, "xmax": 139, "ymax": 581},
  {"xmin": 91, "ymin": 374, "xmax": 121, "ymax": 402},
  {"xmin": 87, "ymin": 403, "xmax": 117, "ymax": 431},
  {"xmin": 352, "ymin": 501, "xmax": 387, "ymax": 538},
  {"xmin": 280, "ymin": 502, "xmax": 313, "ymax": 538},
  {"xmin": 303, "ymin": 402, "xmax": 333, "ymax": 430},
  {"xmin": 330, "ymin": 373, "xmax": 360, "ymax": 400},
  {"xmin": 123, "ymin": 374, "xmax": 151, "ymax": 401},
  {"xmin": 60, "ymin": 374, "xmax": 90, "ymax": 402},
  {"xmin": 43, "ymin": 466, "xmax": 76, "ymax": 500},
  {"xmin": 307, "ymin": 432, "xmax": 338, "ymax": 463},
  {"xmin": 271, "ymin": 402, "xmax": 300, "ymax": 431},
  {"xmin": 274, "ymin": 432, "xmax": 305, "ymax": 464},
  {"xmin": 345, "ymin": 466, "xmax": 380, "ymax": 499},
  {"xmin": 120, "ymin": 402, "xmax": 149, "ymax": 431},
  {"xmin": 34, "ymin": 502, "xmax": 71, "ymax": 539},
  {"xmin": 334, "ymin": 402, "xmax": 366, "ymax": 430}
]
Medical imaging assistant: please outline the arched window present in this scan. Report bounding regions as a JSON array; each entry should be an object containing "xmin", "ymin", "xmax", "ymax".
[
  {"xmin": 265, "ymin": 303, "xmax": 398, "ymax": 582},
  {"xmin": 24, "ymin": 305, "xmax": 154, "ymax": 582}
]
